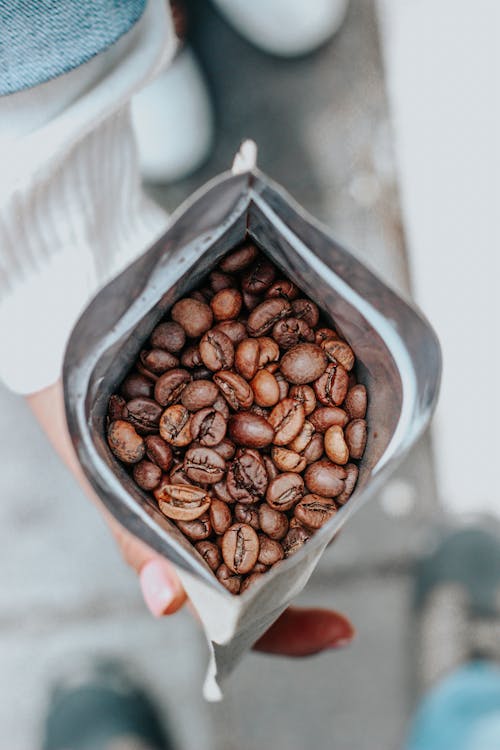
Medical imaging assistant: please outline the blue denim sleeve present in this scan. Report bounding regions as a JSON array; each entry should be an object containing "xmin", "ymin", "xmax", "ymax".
[{"xmin": 0, "ymin": 0, "xmax": 147, "ymax": 95}]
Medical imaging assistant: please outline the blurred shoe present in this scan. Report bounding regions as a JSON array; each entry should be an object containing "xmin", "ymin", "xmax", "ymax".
[
  {"xmin": 42, "ymin": 659, "xmax": 175, "ymax": 750},
  {"xmin": 212, "ymin": 0, "xmax": 349, "ymax": 57},
  {"xmin": 415, "ymin": 525, "xmax": 500, "ymax": 692},
  {"xmin": 131, "ymin": 46, "xmax": 213, "ymax": 184}
]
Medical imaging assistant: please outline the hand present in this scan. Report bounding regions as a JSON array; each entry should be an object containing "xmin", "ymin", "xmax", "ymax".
[{"xmin": 27, "ymin": 381, "xmax": 355, "ymax": 655}]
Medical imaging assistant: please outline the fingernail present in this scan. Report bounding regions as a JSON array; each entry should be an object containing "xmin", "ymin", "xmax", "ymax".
[
  {"xmin": 329, "ymin": 637, "xmax": 353, "ymax": 649},
  {"xmin": 140, "ymin": 559, "xmax": 175, "ymax": 617}
]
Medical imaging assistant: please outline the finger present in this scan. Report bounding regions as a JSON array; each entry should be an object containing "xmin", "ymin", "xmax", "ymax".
[{"xmin": 254, "ymin": 606, "xmax": 355, "ymax": 656}]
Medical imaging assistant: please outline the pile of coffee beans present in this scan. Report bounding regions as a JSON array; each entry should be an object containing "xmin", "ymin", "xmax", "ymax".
[{"xmin": 107, "ymin": 241, "xmax": 367, "ymax": 594}]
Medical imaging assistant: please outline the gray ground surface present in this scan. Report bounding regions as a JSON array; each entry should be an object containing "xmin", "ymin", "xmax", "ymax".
[{"xmin": 0, "ymin": 2, "xmax": 442, "ymax": 748}]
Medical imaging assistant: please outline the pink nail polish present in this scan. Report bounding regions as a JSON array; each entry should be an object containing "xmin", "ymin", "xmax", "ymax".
[{"xmin": 140, "ymin": 559, "xmax": 175, "ymax": 617}]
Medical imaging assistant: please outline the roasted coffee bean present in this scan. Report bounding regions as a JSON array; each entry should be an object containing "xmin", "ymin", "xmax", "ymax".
[
  {"xmin": 214, "ymin": 320, "xmax": 247, "ymax": 344},
  {"xmin": 108, "ymin": 394, "xmax": 126, "ymax": 422},
  {"xmin": 258, "ymin": 535, "xmax": 284, "ymax": 566},
  {"xmin": 324, "ymin": 425, "xmax": 349, "ymax": 465},
  {"xmin": 309, "ymin": 406, "xmax": 349, "ymax": 431},
  {"xmin": 235, "ymin": 338, "xmax": 260, "ymax": 380},
  {"xmin": 169, "ymin": 462, "xmax": 193, "ymax": 486},
  {"xmin": 184, "ymin": 446, "xmax": 226, "ymax": 484},
  {"xmin": 132, "ymin": 460, "xmax": 162, "ymax": 490},
  {"xmin": 294, "ymin": 495, "xmax": 337, "ymax": 529},
  {"xmin": 210, "ymin": 498, "xmax": 232, "ymax": 535},
  {"xmin": 234, "ymin": 503, "xmax": 260, "ymax": 530},
  {"xmin": 180, "ymin": 345, "xmax": 202, "ymax": 368},
  {"xmin": 289, "ymin": 420, "xmax": 315, "ymax": 453},
  {"xmin": 120, "ymin": 372, "xmax": 153, "ymax": 400},
  {"xmin": 240, "ymin": 572, "xmax": 264, "ymax": 593},
  {"xmin": 268, "ymin": 398, "xmax": 305, "ymax": 445},
  {"xmin": 321, "ymin": 339, "xmax": 355, "ymax": 372},
  {"xmin": 216, "ymin": 563, "xmax": 241, "ymax": 594},
  {"xmin": 140, "ymin": 349, "xmax": 179, "ymax": 374},
  {"xmin": 263, "ymin": 455, "xmax": 279, "ymax": 481},
  {"xmin": 291, "ymin": 298, "xmax": 319, "ymax": 327},
  {"xmin": 265, "ymin": 279, "xmax": 299, "ymax": 300},
  {"xmin": 289, "ymin": 384, "xmax": 316, "ymax": 415},
  {"xmin": 154, "ymin": 483, "xmax": 211, "ymax": 520},
  {"xmin": 189, "ymin": 290, "xmax": 208, "ymax": 303},
  {"xmin": 345, "ymin": 384, "xmax": 367, "ymax": 420},
  {"xmin": 154, "ymin": 368, "xmax": 191, "ymax": 406},
  {"xmin": 219, "ymin": 242, "xmax": 258, "ymax": 273},
  {"xmin": 190, "ymin": 407, "xmax": 227, "ymax": 447},
  {"xmin": 144, "ymin": 435, "xmax": 173, "ymax": 472},
  {"xmin": 258, "ymin": 503, "xmax": 288, "ymax": 540},
  {"xmin": 336, "ymin": 462, "xmax": 359, "ymax": 505},
  {"xmin": 192, "ymin": 367, "xmax": 212, "ymax": 381},
  {"xmin": 212, "ymin": 439, "xmax": 236, "ymax": 461},
  {"xmin": 195, "ymin": 540, "xmax": 221, "ymax": 572},
  {"xmin": 253, "ymin": 562, "xmax": 269, "ymax": 574},
  {"xmin": 282, "ymin": 524, "xmax": 310, "ymax": 557},
  {"xmin": 241, "ymin": 258, "xmax": 276, "ymax": 294},
  {"xmin": 150, "ymin": 321, "xmax": 186, "ymax": 353},
  {"xmin": 302, "ymin": 432, "xmax": 324, "ymax": 464},
  {"xmin": 124, "ymin": 397, "xmax": 162, "ymax": 434},
  {"xmin": 176, "ymin": 512, "xmax": 212, "ymax": 541},
  {"xmin": 108, "ymin": 420, "xmax": 145, "ymax": 464},
  {"xmin": 280, "ymin": 343, "xmax": 327, "ymax": 385},
  {"xmin": 181, "ymin": 379, "xmax": 219, "ymax": 411},
  {"xmin": 199, "ymin": 329, "xmax": 234, "ymax": 371},
  {"xmin": 250, "ymin": 404, "xmax": 270, "ymax": 419},
  {"xmin": 257, "ymin": 337, "xmax": 280, "ymax": 367},
  {"xmin": 222, "ymin": 523, "xmax": 260, "ymax": 574},
  {"xmin": 274, "ymin": 371, "xmax": 289, "ymax": 400},
  {"xmin": 209, "ymin": 270, "xmax": 235, "ymax": 292},
  {"xmin": 266, "ymin": 473, "xmax": 304, "ymax": 511},
  {"xmin": 250, "ymin": 369, "xmax": 280, "ymax": 407},
  {"xmin": 210, "ymin": 288, "xmax": 242, "ymax": 321},
  {"xmin": 212, "ymin": 394, "xmax": 230, "ymax": 419},
  {"xmin": 226, "ymin": 449, "xmax": 268, "ymax": 504},
  {"xmin": 242, "ymin": 290, "xmax": 262, "ymax": 311},
  {"xmin": 136, "ymin": 361, "xmax": 159, "ymax": 382},
  {"xmin": 315, "ymin": 327, "xmax": 338, "ymax": 345},
  {"xmin": 344, "ymin": 419, "xmax": 367, "ymax": 459},
  {"xmin": 313, "ymin": 362, "xmax": 349, "ymax": 406},
  {"xmin": 271, "ymin": 446, "xmax": 308, "ymax": 473},
  {"xmin": 214, "ymin": 479, "xmax": 234, "ymax": 503},
  {"xmin": 228, "ymin": 412, "xmax": 274, "ymax": 448},
  {"xmin": 159, "ymin": 405, "xmax": 192, "ymax": 447},
  {"xmin": 213, "ymin": 370, "xmax": 253, "ymax": 411},
  {"xmin": 272, "ymin": 317, "xmax": 314, "ymax": 349},
  {"xmin": 171, "ymin": 298, "xmax": 213, "ymax": 338},
  {"xmin": 304, "ymin": 459, "xmax": 347, "ymax": 497},
  {"xmin": 247, "ymin": 298, "xmax": 292, "ymax": 337}
]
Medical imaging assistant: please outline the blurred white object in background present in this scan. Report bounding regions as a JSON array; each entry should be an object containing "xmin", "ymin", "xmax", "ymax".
[{"xmin": 377, "ymin": 0, "xmax": 500, "ymax": 517}]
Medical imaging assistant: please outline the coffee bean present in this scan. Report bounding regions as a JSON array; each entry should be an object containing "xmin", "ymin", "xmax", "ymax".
[
  {"xmin": 258, "ymin": 535, "xmax": 284, "ymax": 566},
  {"xmin": 315, "ymin": 327, "xmax": 338, "ymax": 345},
  {"xmin": 280, "ymin": 344, "xmax": 327, "ymax": 385},
  {"xmin": 133, "ymin": 460, "xmax": 162, "ymax": 490},
  {"xmin": 144, "ymin": 435, "xmax": 173, "ymax": 472},
  {"xmin": 184, "ymin": 446, "xmax": 226, "ymax": 484},
  {"xmin": 190, "ymin": 407, "xmax": 227, "ymax": 447},
  {"xmin": 108, "ymin": 420, "xmax": 145, "ymax": 463},
  {"xmin": 265, "ymin": 279, "xmax": 299, "ymax": 300},
  {"xmin": 171, "ymin": 298, "xmax": 213, "ymax": 338},
  {"xmin": 212, "ymin": 394, "xmax": 230, "ymax": 419},
  {"xmin": 268, "ymin": 398, "xmax": 305, "ymax": 445},
  {"xmin": 289, "ymin": 420, "xmax": 315, "ymax": 453},
  {"xmin": 240, "ymin": 572, "xmax": 264, "ymax": 593},
  {"xmin": 263, "ymin": 455, "xmax": 279, "ymax": 481},
  {"xmin": 345, "ymin": 384, "xmax": 367, "ymax": 420},
  {"xmin": 344, "ymin": 419, "xmax": 367, "ymax": 459},
  {"xmin": 222, "ymin": 523, "xmax": 260, "ymax": 574},
  {"xmin": 289, "ymin": 384, "xmax": 317, "ymax": 415},
  {"xmin": 150, "ymin": 321, "xmax": 186, "ymax": 353},
  {"xmin": 176, "ymin": 512, "xmax": 212, "ymax": 541},
  {"xmin": 242, "ymin": 290, "xmax": 262, "ymax": 311},
  {"xmin": 266, "ymin": 473, "xmax": 304, "ymax": 511},
  {"xmin": 302, "ymin": 432, "xmax": 324, "ymax": 464},
  {"xmin": 234, "ymin": 503, "xmax": 260, "ymax": 530},
  {"xmin": 140, "ymin": 349, "xmax": 179, "ymax": 374},
  {"xmin": 291, "ymin": 299, "xmax": 319, "ymax": 327},
  {"xmin": 274, "ymin": 371, "xmax": 289, "ymax": 400},
  {"xmin": 294, "ymin": 495, "xmax": 337, "ymax": 529},
  {"xmin": 192, "ymin": 367, "xmax": 213, "ymax": 381},
  {"xmin": 210, "ymin": 288, "xmax": 243, "ymax": 321},
  {"xmin": 258, "ymin": 503, "xmax": 288, "ymax": 540},
  {"xmin": 195, "ymin": 540, "xmax": 221, "ymax": 572},
  {"xmin": 169, "ymin": 462, "xmax": 192, "ymax": 486},
  {"xmin": 336, "ymin": 462, "xmax": 359, "ymax": 505},
  {"xmin": 226, "ymin": 449, "xmax": 268, "ymax": 504},
  {"xmin": 136, "ymin": 361, "xmax": 159, "ymax": 382},
  {"xmin": 181, "ymin": 380, "xmax": 219, "ymax": 411},
  {"xmin": 252, "ymin": 562, "xmax": 269, "ymax": 574},
  {"xmin": 210, "ymin": 498, "xmax": 232, "ymax": 535},
  {"xmin": 120, "ymin": 372, "xmax": 153, "ymax": 400},
  {"xmin": 200, "ymin": 329, "xmax": 234, "ymax": 371},
  {"xmin": 154, "ymin": 368, "xmax": 191, "ymax": 407},
  {"xmin": 213, "ymin": 370, "xmax": 254, "ymax": 411},
  {"xmin": 209, "ymin": 270, "xmax": 236, "ymax": 292},
  {"xmin": 154, "ymin": 483, "xmax": 211, "ymax": 521},
  {"xmin": 282, "ymin": 524, "xmax": 310, "ymax": 557},
  {"xmin": 250, "ymin": 404, "xmax": 270, "ymax": 419},
  {"xmin": 189, "ymin": 290, "xmax": 208, "ymax": 303},
  {"xmin": 313, "ymin": 362, "xmax": 349, "ymax": 406},
  {"xmin": 218, "ymin": 242, "xmax": 258, "ymax": 273},
  {"xmin": 124, "ymin": 397, "xmax": 162, "ymax": 434},
  {"xmin": 321, "ymin": 339, "xmax": 355, "ymax": 371},
  {"xmin": 304, "ymin": 459, "xmax": 347, "ymax": 497},
  {"xmin": 216, "ymin": 563, "xmax": 241, "ymax": 594},
  {"xmin": 180, "ymin": 345, "xmax": 202, "ymax": 368},
  {"xmin": 235, "ymin": 338, "xmax": 260, "ymax": 380},
  {"xmin": 324, "ymin": 425, "xmax": 349, "ymax": 465},
  {"xmin": 257, "ymin": 337, "xmax": 280, "ymax": 367},
  {"xmin": 159, "ymin": 405, "xmax": 192, "ymax": 447},
  {"xmin": 228, "ymin": 412, "xmax": 274, "ymax": 448},
  {"xmin": 214, "ymin": 320, "xmax": 247, "ymax": 344},
  {"xmin": 250, "ymin": 370, "xmax": 280, "ymax": 407},
  {"xmin": 309, "ymin": 406, "xmax": 349, "ymax": 431},
  {"xmin": 212, "ymin": 438, "xmax": 236, "ymax": 461},
  {"xmin": 271, "ymin": 446, "xmax": 308, "ymax": 473},
  {"xmin": 241, "ymin": 258, "xmax": 276, "ymax": 294},
  {"xmin": 214, "ymin": 479, "xmax": 234, "ymax": 504},
  {"xmin": 108, "ymin": 394, "xmax": 126, "ymax": 422},
  {"xmin": 272, "ymin": 317, "xmax": 314, "ymax": 349},
  {"xmin": 247, "ymin": 298, "xmax": 292, "ymax": 337}
]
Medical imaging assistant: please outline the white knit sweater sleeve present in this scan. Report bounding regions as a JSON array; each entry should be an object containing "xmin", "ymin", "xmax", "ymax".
[{"xmin": 0, "ymin": 0, "xmax": 176, "ymax": 394}]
